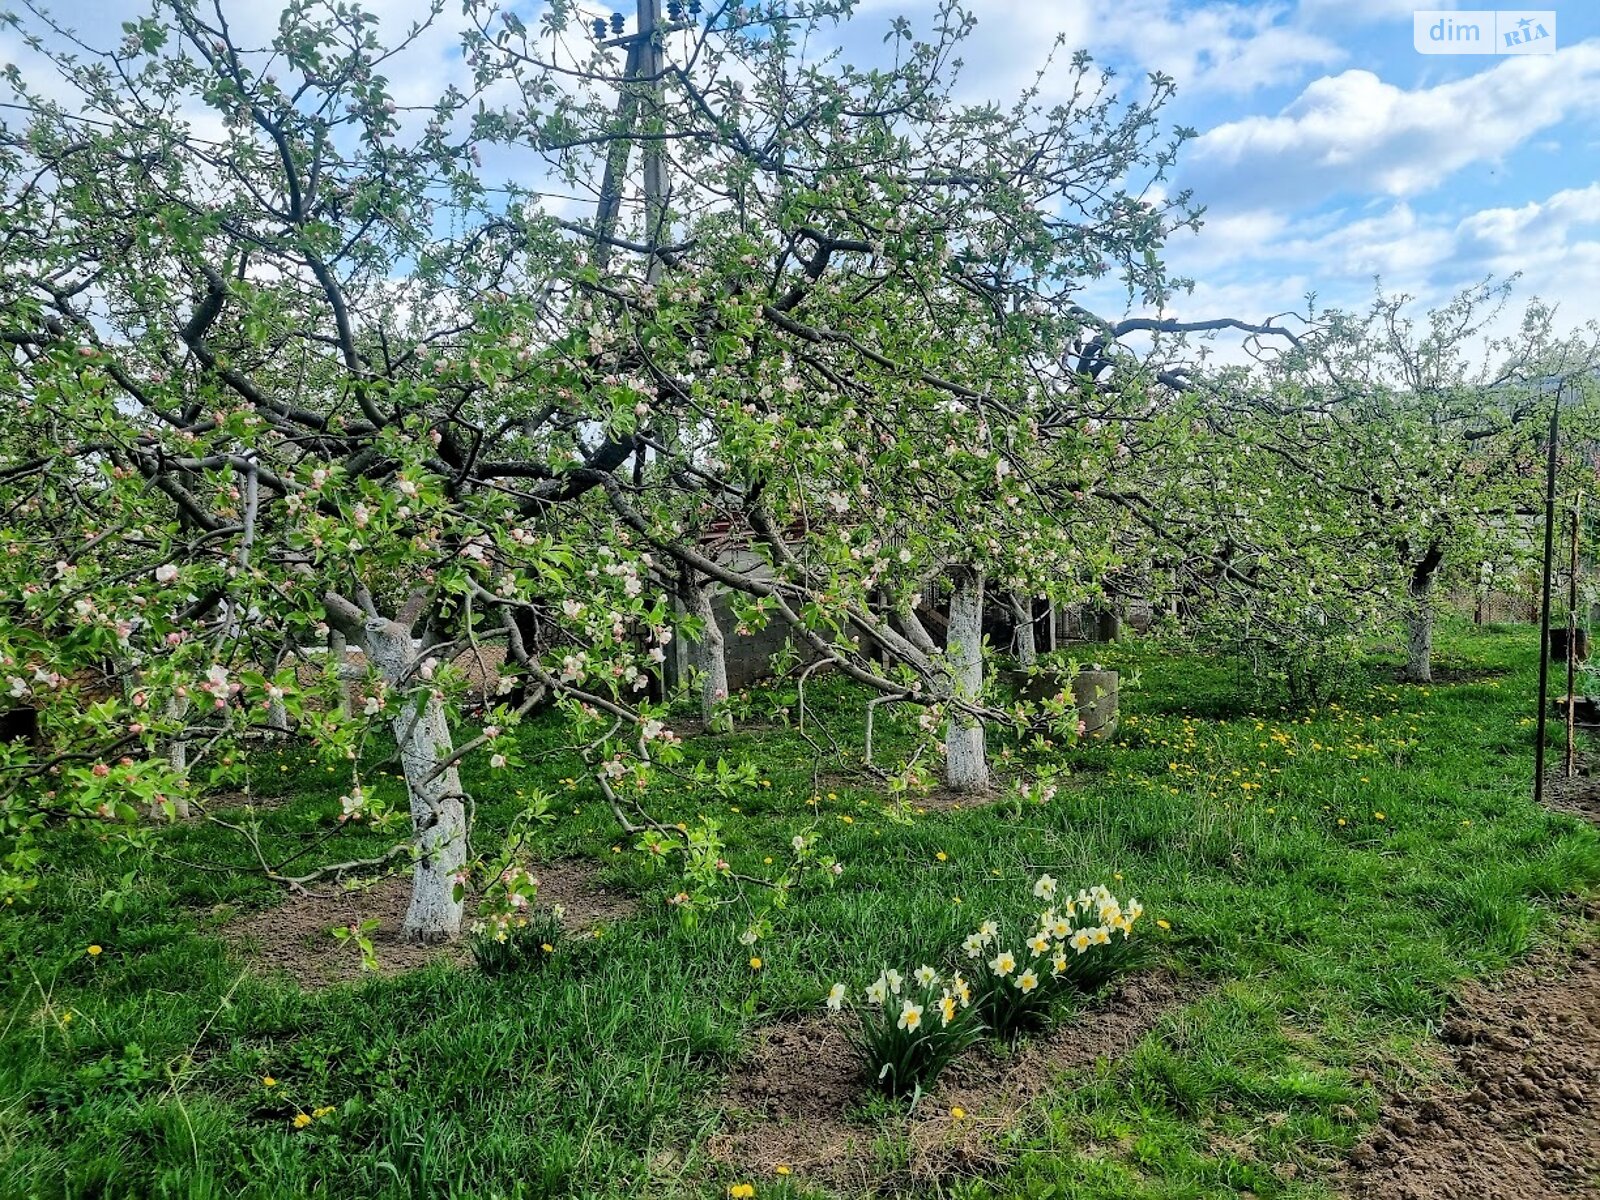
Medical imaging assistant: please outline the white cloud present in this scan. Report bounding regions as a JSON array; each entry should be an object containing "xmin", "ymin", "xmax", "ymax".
[{"xmin": 1183, "ymin": 40, "xmax": 1600, "ymax": 208}]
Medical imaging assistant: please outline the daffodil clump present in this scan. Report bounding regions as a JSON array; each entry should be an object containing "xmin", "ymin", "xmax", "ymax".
[
  {"xmin": 467, "ymin": 866, "xmax": 564, "ymax": 975},
  {"xmin": 964, "ymin": 875, "xmax": 1146, "ymax": 1039},
  {"xmin": 827, "ymin": 964, "xmax": 982, "ymax": 1097}
]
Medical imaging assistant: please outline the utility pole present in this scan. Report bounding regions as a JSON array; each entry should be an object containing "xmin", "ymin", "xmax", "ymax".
[{"xmin": 590, "ymin": 0, "xmax": 683, "ymax": 277}]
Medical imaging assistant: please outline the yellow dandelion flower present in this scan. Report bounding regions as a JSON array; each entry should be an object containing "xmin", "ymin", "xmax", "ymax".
[
  {"xmin": 935, "ymin": 851, "xmax": 948, "ymax": 862},
  {"xmin": 312, "ymin": 1106, "xmax": 335, "ymax": 1119},
  {"xmin": 951, "ymin": 1106, "xmax": 967, "ymax": 1120},
  {"xmin": 1156, "ymin": 919, "xmax": 1171, "ymax": 931},
  {"xmin": 292, "ymin": 1113, "xmax": 312, "ymax": 1129},
  {"xmin": 729, "ymin": 1185, "xmax": 755, "ymax": 1199},
  {"xmin": 775, "ymin": 1165, "xmax": 791, "ymax": 1176},
  {"xmin": 87, "ymin": 945, "xmax": 102, "ymax": 957},
  {"xmin": 749, "ymin": 957, "xmax": 763, "ymax": 971},
  {"xmin": 262, "ymin": 1076, "xmax": 277, "ymax": 1088}
]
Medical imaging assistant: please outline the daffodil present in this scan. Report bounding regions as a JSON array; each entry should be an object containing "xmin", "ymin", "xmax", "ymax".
[
  {"xmin": 1015, "ymin": 969, "xmax": 1039, "ymax": 993},
  {"xmin": 883, "ymin": 968, "xmax": 903, "ymax": 995},
  {"xmin": 1070, "ymin": 930, "xmax": 1092, "ymax": 953},
  {"xmin": 865, "ymin": 977, "xmax": 888, "ymax": 1005},
  {"xmin": 1033, "ymin": 874, "xmax": 1057, "ymax": 901},
  {"xmin": 988, "ymin": 950, "xmax": 1016, "ymax": 976},
  {"xmin": 978, "ymin": 920, "xmax": 999, "ymax": 942},
  {"xmin": 914, "ymin": 965, "xmax": 939, "ymax": 988},
  {"xmin": 939, "ymin": 993, "xmax": 957, "ymax": 1025},
  {"xmin": 897, "ymin": 1000, "xmax": 924, "ymax": 1031},
  {"xmin": 962, "ymin": 933, "xmax": 986, "ymax": 957},
  {"xmin": 1027, "ymin": 932, "xmax": 1051, "ymax": 955},
  {"xmin": 1051, "ymin": 952, "xmax": 1068, "ymax": 976},
  {"xmin": 826, "ymin": 982, "xmax": 847, "ymax": 1010}
]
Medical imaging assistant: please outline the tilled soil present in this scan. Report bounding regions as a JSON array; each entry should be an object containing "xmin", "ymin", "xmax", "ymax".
[
  {"xmin": 1344, "ymin": 947, "xmax": 1600, "ymax": 1199},
  {"xmin": 1344, "ymin": 763, "xmax": 1600, "ymax": 1200}
]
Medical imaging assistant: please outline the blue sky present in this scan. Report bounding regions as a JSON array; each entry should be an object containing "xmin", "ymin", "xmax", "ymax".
[
  {"xmin": 9, "ymin": 0, "xmax": 1599, "ymax": 337},
  {"xmin": 834, "ymin": 1, "xmax": 1600, "ymax": 333}
]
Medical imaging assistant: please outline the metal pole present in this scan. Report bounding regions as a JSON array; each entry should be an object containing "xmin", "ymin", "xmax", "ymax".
[
  {"xmin": 1567, "ymin": 496, "xmax": 1582, "ymax": 777},
  {"xmin": 1535, "ymin": 387, "xmax": 1562, "ymax": 806}
]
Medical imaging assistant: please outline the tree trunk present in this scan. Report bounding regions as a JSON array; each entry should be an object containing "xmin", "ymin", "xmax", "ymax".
[
  {"xmin": 684, "ymin": 571, "xmax": 730, "ymax": 730},
  {"xmin": 1404, "ymin": 548, "xmax": 1443, "ymax": 684},
  {"xmin": 329, "ymin": 627, "xmax": 352, "ymax": 713},
  {"xmin": 155, "ymin": 692, "xmax": 191, "ymax": 821},
  {"xmin": 1011, "ymin": 592, "xmax": 1037, "ymax": 667},
  {"xmin": 366, "ymin": 618, "xmax": 468, "ymax": 942},
  {"xmin": 945, "ymin": 565, "xmax": 988, "ymax": 791}
]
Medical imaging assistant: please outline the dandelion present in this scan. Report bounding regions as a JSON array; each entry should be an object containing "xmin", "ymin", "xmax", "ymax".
[
  {"xmin": 826, "ymin": 983, "xmax": 847, "ymax": 1010},
  {"xmin": 262, "ymin": 1076, "xmax": 277, "ymax": 1088},
  {"xmin": 897, "ymin": 1000, "xmax": 924, "ymax": 1031},
  {"xmin": 729, "ymin": 1186, "xmax": 755, "ymax": 1199},
  {"xmin": 951, "ymin": 1106, "xmax": 967, "ymax": 1120},
  {"xmin": 1033, "ymin": 874, "xmax": 1057, "ymax": 901},
  {"xmin": 1015, "ymin": 969, "xmax": 1039, "ymax": 993},
  {"xmin": 775, "ymin": 1165, "xmax": 791, "ymax": 1176},
  {"xmin": 312, "ymin": 1106, "xmax": 335, "ymax": 1119},
  {"xmin": 541, "ymin": 943, "xmax": 554, "ymax": 953},
  {"xmin": 1156, "ymin": 919, "xmax": 1172, "ymax": 931},
  {"xmin": 914, "ymin": 965, "xmax": 939, "ymax": 987},
  {"xmin": 988, "ymin": 950, "xmax": 1017, "ymax": 976},
  {"xmin": 749, "ymin": 956, "xmax": 762, "ymax": 971},
  {"xmin": 87, "ymin": 945, "xmax": 102, "ymax": 957},
  {"xmin": 935, "ymin": 851, "xmax": 948, "ymax": 862},
  {"xmin": 292, "ymin": 1113, "xmax": 312, "ymax": 1129}
]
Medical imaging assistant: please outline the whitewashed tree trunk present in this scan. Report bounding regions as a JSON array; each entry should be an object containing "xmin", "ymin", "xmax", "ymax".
[
  {"xmin": 156, "ymin": 692, "xmax": 191, "ymax": 820},
  {"xmin": 329, "ymin": 628, "xmax": 352, "ymax": 713},
  {"xmin": 1011, "ymin": 592, "xmax": 1037, "ymax": 667},
  {"xmin": 1405, "ymin": 573, "xmax": 1436, "ymax": 684},
  {"xmin": 685, "ymin": 573, "xmax": 730, "ymax": 730},
  {"xmin": 945, "ymin": 565, "xmax": 988, "ymax": 791},
  {"xmin": 266, "ymin": 692, "xmax": 289, "ymax": 736},
  {"xmin": 366, "ymin": 618, "xmax": 467, "ymax": 942}
]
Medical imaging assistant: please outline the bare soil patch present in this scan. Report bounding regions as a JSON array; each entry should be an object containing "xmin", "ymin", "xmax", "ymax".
[
  {"xmin": 1543, "ymin": 768, "xmax": 1600, "ymax": 826},
  {"xmin": 1343, "ymin": 946, "xmax": 1600, "ymax": 1200},
  {"xmin": 224, "ymin": 858, "xmax": 637, "ymax": 988},
  {"xmin": 706, "ymin": 970, "xmax": 1199, "ymax": 1190},
  {"xmin": 224, "ymin": 873, "xmax": 465, "ymax": 988}
]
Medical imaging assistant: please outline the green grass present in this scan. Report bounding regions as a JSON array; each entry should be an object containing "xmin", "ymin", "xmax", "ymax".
[{"xmin": 3, "ymin": 620, "xmax": 1597, "ymax": 1199}]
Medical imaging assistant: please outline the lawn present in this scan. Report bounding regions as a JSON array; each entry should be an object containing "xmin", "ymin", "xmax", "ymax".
[{"xmin": 3, "ymin": 620, "xmax": 1597, "ymax": 1199}]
